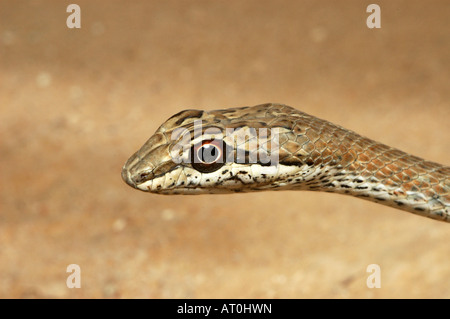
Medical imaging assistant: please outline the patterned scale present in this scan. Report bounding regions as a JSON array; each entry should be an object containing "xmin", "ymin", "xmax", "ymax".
[{"xmin": 122, "ymin": 103, "xmax": 450, "ymax": 222}]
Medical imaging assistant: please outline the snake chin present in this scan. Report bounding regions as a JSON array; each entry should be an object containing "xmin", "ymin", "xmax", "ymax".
[{"xmin": 135, "ymin": 163, "xmax": 323, "ymax": 194}]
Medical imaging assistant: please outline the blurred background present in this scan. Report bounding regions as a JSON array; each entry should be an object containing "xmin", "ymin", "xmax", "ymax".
[{"xmin": 0, "ymin": 0, "xmax": 449, "ymax": 298}]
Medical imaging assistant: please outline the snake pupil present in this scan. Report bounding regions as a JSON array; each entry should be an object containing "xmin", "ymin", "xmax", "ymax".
[
  {"xmin": 198, "ymin": 144, "xmax": 219, "ymax": 163},
  {"xmin": 191, "ymin": 140, "xmax": 225, "ymax": 173}
]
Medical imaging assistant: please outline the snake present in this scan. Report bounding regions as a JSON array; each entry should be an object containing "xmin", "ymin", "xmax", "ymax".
[{"xmin": 121, "ymin": 103, "xmax": 450, "ymax": 223}]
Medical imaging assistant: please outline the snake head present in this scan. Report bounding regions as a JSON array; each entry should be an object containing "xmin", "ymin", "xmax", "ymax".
[{"xmin": 121, "ymin": 104, "xmax": 311, "ymax": 194}]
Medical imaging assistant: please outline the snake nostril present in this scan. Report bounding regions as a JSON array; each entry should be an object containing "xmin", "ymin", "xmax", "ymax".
[
  {"xmin": 122, "ymin": 168, "xmax": 153, "ymax": 188},
  {"xmin": 136, "ymin": 171, "xmax": 152, "ymax": 184}
]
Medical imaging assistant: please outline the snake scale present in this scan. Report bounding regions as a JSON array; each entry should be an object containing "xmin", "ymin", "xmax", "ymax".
[{"xmin": 122, "ymin": 103, "xmax": 449, "ymax": 223}]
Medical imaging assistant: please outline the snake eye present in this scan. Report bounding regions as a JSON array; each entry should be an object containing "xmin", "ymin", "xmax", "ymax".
[{"xmin": 191, "ymin": 140, "xmax": 225, "ymax": 173}]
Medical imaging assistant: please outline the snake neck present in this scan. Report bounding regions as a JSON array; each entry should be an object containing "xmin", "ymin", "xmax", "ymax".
[
  {"xmin": 258, "ymin": 106, "xmax": 450, "ymax": 222},
  {"xmin": 297, "ymin": 142, "xmax": 450, "ymax": 222}
]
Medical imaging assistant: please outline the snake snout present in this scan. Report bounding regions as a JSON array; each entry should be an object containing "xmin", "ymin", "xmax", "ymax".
[
  {"xmin": 121, "ymin": 165, "xmax": 136, "ymax": 188},
  {"xmin": 121, "ymin": 151, "xmax": 155, "ymax": 189}
]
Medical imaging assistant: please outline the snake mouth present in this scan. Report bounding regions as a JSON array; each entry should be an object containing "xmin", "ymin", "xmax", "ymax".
[{"xmin": 122, "ymin": 164, "xmax": 156, "ymax": 190}]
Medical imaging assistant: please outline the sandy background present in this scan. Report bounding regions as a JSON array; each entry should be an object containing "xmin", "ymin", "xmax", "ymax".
[{"xmin": 0, "ymin": 0, "xmax": 449, "ymax": 298}]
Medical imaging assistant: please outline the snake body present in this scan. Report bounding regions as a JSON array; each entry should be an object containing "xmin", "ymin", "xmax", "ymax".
[{"xmin": 122, "ymin": 103, "xmax": 450, "ymax": 222}]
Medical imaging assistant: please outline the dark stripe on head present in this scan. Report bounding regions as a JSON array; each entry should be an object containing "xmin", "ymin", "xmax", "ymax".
[{"xmin": 170, "ymin": 110, "xmax": 204, "ymax": 126}]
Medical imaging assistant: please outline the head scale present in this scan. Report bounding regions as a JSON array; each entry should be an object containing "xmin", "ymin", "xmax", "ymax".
[{"xmin": 122, "ymin": 103, "xmax": 317, "ymax": 194}]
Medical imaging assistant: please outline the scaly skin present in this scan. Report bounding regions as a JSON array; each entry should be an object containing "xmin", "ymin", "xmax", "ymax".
[{"xmin": 122, "ymin": 103, "xmax": 450, "ymax": 222}]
